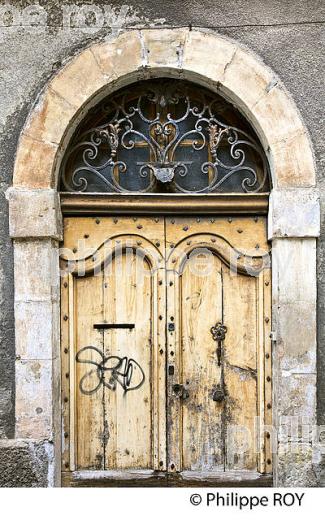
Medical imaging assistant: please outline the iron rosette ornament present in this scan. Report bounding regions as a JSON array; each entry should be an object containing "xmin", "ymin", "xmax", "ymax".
[{"xmin": 60, "ymin": 80, "xmax": 270, "ymax": 194}]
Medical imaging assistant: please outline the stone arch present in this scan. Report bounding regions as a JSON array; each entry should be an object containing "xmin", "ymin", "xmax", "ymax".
[
  {"xmin": 8, "ymin": 28, "xmax": 320, "ymax": 487},
  {"xmin": 12, "ymin": 28, "xmax": 315, "ymax": 190}
]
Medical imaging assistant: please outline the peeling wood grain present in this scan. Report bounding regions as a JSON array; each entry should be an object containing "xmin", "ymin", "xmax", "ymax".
[{"xmin": 61, "ymin": 215, "xmax": 272, "ymax": 485}]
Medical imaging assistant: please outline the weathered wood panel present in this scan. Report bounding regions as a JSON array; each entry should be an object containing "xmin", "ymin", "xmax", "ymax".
[
  {"xmin": 75, "ymin": 272, "xmax": 104, "ymax": 469},
  {"xmin": 223, "ymin": 267, "xmax": 258, "ymax": 471},
  {"xmin": 103, "ymin": 252, "xmax": 152, "ymax": 469},
  {"xmin": 165, "ymin": 216, "xmax": 271, "ymax": 476},
  {"xmin": 61, "ymin": 215, "xmax": 271, "ymax": 484},
  {"xmin": 180, "ymin": 254, "xmax": 224, "ymax": 471},
  {"xmin": 62, "ymin": 216, "xmax": 166, "ymax": 473},
  {"xmin": 62, "ymin": 469, "xmax": 272, "ymax": 487}
]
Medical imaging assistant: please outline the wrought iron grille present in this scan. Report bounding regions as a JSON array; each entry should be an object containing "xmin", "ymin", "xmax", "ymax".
[{"xmin": 60, "ymin": 80, "xmax": 270, "ymax": 194}]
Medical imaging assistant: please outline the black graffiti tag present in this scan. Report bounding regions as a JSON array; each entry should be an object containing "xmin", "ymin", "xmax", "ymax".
[{"xmin": 76, "ymin": 346, "xmax": 145, "ymax": 395}]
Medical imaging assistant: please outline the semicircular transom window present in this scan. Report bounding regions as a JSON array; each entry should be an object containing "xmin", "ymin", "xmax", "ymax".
[{"xmin": 60, "ymin": 79, "xmax": 271, "ymax": 194}]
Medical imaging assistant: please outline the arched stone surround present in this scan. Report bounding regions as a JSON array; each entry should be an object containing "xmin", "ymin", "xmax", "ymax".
[{"xmin": 7, "ymin": 28, "xmax": 320, "ymax": 486}]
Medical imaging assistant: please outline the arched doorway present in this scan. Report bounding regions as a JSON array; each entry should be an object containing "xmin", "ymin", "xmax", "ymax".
[
  {"xmin": 59, "ymin": 79, "xmax": 272, "ymax": 486},
  {"xmin": 8, "ymin": 29, "xmax": 319, "ymax": 487}
]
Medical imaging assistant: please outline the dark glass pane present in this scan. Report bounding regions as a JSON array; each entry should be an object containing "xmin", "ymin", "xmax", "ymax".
[
  {"xmin": 173, "ymin": 145, "xmax": 209, "ymax": 192},
  {"xmin": 116, "ymin": 146, "xmax": 152, "ymax": 191}
]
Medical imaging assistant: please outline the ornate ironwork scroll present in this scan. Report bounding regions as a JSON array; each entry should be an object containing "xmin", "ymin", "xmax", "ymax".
[{"xmin": 60, "ymin": 80, "xmax": 270, "ymax": 194}]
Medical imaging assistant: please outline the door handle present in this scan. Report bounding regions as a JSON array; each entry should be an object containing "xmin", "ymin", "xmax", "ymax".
[
  {"xmin": 212, "ymin": 384, "xmax": 225, "ymax": 402},
  {"xmin": 172, "ymin": 383, "xmax": 189, "ymax": 400},
  {"xmin": 210, "ymin": 322, "xmax": 227, "ymax": 366},
  {"xmin": 210, "ymin": 322, "xmax": 227, "ymax": 404}
]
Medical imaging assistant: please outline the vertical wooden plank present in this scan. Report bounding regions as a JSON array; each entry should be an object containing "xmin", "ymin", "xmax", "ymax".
[
  {"xmin": 112, "ymin": 252, "xmax": 152, "ymax": 469},
  {"xmin": 166, "ymin": 217, "xmax": 224, "ymax": 472},
  {"xmin": 74, "ymin": 270, "xmax": 105, "ymax": 469},
  {"xmin": 180, "ymin": 253, "xmax": 224, "ymax": 471},
  {"xmin": 223, "ymin": 267, "xmax": 258, "ymax": 471},
  {"xmin": 102, "ymin": 256, "xmax": 117, "ymax": 470},
  {"xmin": 101, "ymin": 217, "xmax": 166, "ymax": 471}
]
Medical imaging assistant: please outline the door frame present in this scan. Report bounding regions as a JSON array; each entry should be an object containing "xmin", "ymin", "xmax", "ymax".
[{"xmin": 8, "ymin": 29, "xmax": 320, "ymax": 487}]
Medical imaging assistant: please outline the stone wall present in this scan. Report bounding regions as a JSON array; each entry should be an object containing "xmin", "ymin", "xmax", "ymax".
[
  {"xmin": 0, "ymin": 0, "xmax": 324, "ymax": 486},
  {"xmin": 0, "ymin": 439, "xmax": 53, "ymax": 487}
]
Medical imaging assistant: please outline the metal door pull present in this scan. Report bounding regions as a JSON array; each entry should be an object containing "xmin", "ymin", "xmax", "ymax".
[
  {"xmin": 210, "ymin": 322, "xmax": 227, "ymax": 366},
  {"xmin": 210, "ymin": 322, "xmax": 227, "ymax": 403},
  {"xmin": 93, "ymin": 323, "xmax": 135, "ymax": 330}
]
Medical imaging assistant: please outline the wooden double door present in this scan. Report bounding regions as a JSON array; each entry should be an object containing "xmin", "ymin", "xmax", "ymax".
[{"xmin": 61, "ymin": 215, "xmax": 272, "ymax": 486}]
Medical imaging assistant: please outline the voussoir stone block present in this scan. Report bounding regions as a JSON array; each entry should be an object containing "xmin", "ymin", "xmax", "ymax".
[
  {"xmin": 23, "ymin": 87, "xmax": 77, "ymax": 146},
  {"xmin": 7, "ymin": 188, "xmax": 62, "ymax": 240},
  {"xmin": 253, "ymin": 84, "xmax": 305, "ymax": 144},
  {"xmin": 141, "ymin": 28, "xmax": 189, "ymax": 69},
  {"xmin": 252, "ymin": 86, "xmax": 316, "ymax": 188},
  {"xmin": 183, "ymin": 30, "xmax": 236, "ymax": 84},
  {"xmin": 270, "ymin": 131, "xmax": 316, "ymax": 188},
  {"xmin": 13, "ymin": 134, "xmax": 58, "ymax": 189},
  {"xmin": 221, "ymin": 46, "xmax": 276, "ymax": 113},
  {"xmin": 50, "ymin": 48, "xmax": 107, "ymax": 109},
  {"xmin": 91, "ymin": 30, "xmax": 143, "ymax": 79}
]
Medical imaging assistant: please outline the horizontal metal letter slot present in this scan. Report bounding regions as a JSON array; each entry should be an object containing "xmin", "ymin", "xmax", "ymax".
[{"xmin": 93, "ymin": 323, "xmax": 135, "ymax": 330}]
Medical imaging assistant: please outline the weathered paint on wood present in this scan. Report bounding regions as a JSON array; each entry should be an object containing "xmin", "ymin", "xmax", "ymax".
[
  {"xmin": 61, "ymin": 215, "xmax": 271, "ymax": 485},
  {"xmin": 61, "ymin": 217, "xmax": 166, "ymax": 474},
  {"xmin": 165, "ymin": 216, "xmax": 271, "ymax": 476},
  {"xmin": 75, "ymin": 272, "xmax": 104, "ymax": 469},
  {"xmin": 180, "ymin": 254, "xmax": 224, "ymax": 471}
]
